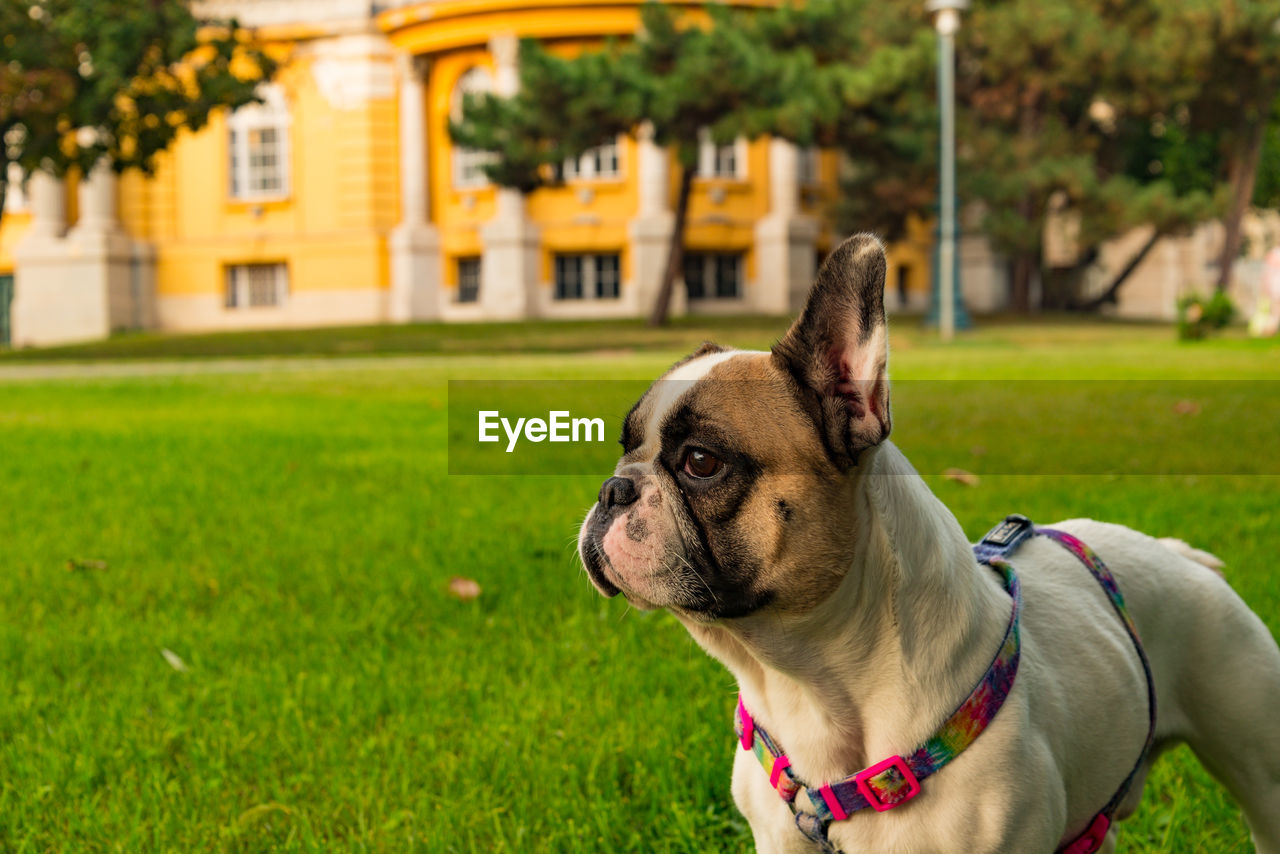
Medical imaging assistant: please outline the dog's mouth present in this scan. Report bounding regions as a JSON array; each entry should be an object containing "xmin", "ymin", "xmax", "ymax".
[{"xmin": 580, "ymin": 531, "xmax": 621, "ymax": 598}]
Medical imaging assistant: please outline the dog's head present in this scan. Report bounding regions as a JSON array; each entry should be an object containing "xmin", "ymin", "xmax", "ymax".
[{"xmin": 577, "ymin": 234, "xmax": 892, "ymax": 620}]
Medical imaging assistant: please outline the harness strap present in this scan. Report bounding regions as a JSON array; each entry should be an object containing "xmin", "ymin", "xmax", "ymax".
[
  {"xmin": 1036, "ymin": 527, "xmax": 1157, "ymax": 854},
  {"xmin": 732, "ymin": 515, "xmax": 1156, "ymax": 854}
]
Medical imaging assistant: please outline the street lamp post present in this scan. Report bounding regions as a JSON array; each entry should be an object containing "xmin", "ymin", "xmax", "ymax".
[{"xmin": 926, "ymin": 0, "xmax": 968, "ymax": 341}]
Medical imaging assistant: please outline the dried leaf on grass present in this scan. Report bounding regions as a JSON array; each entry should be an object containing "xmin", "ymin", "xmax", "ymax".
[
  {"xmin": 448, "ymin": 576, "xmax": 482, "ymax": 601},
  {"xmin": 66, "ymin": 558, "xmax": 108, "ymax": 572},
  {"xmin": 942, "ymin": 468, "xmax": 980, "ymax": 487},
  {"xmin": 161, "ymin": 648, "xmax": 189, "ymax": 672},
  {"xmin": 1173, "ymin": 399, "xmax": 1201, "ymax": 415}
]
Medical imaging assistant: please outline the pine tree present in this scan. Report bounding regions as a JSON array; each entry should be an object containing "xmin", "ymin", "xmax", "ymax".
[
  {"xmin": 782, "ymin": 0, "xmax": 1225, "ymax": 311},
  {"xmin": 1170, "ymin": 0, "xmax": 1280, "ymax": 291},
  {"xmin": 451, "ymin": 2, "xmax": 786, "ymax": 326}
]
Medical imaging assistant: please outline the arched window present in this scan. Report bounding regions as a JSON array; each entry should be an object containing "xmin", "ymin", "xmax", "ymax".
[
  {"xmin": 227, "ymin": 84, "xmax": 291, "ymax": 200},
  {"xmin": 451, "ymin": 67, "xmax": 496, "ymax": 188}
]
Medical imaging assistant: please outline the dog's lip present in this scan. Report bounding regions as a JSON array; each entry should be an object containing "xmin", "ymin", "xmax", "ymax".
[{"xmin": 582, "ymin": 537, "xmax": 621, "ymax": 597}]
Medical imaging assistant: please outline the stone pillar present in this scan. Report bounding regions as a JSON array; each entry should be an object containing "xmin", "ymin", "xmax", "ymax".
[
  {"xmin": 26, "ymin": 172, "xmax": 66, "ymax": 238},
  {"xmin": 627, "ymin": 122, "xmax": 685, "ymax": 317},
  {"xmin": 754, "ymin": 138, "xmax": 818, "ymax": 313},
  {"xmin": 12, "ymin": 164, "xmax": 151, "ymax": 346},
  {"xmin": 480, "ymin": 34, "xmax": 540, "ymax": 319},
  {"xmin": 389, "ymin": 52, "xmax": 441, "ymax": 322}
]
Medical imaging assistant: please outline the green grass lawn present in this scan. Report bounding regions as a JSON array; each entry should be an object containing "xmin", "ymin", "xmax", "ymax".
[{"xmin": 0, "ymin": 320, "xmax": 1277, "ymax": 852}]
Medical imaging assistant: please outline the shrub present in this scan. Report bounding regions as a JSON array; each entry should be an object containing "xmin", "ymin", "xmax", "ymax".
[{"xmin": 1177, "ymin": 290, "xmax": 1236, "ymax": 340}]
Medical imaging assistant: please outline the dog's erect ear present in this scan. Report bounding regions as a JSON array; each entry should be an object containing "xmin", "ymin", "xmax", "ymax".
[{"xmin": 772, "ymin": 233, "xmax": 890, "ymax": 468}]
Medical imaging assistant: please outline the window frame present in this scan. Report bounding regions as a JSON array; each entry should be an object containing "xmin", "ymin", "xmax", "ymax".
[
  {"xmin": 456, "ymin": 256, "xmax": 482, "ymax": 304},
  {"xmin": 696, "ymin": 129, "xmax": 747, "ymax": 180},
  {"xmin": 562, "ymin": 139, "xmax": 622, "ymax": 182},
  {"xmin": 227, "ymin": 84, "xmax": 291, "ymax": 202},
  {"xmin": 553, "ymin": 252, "xmax": 623, "ymax": 301},
  {"xmin": 224, "ymin": 263, "xmax": 289, "ymax": 310},
  {"xmin": 683, "ymin": 252, "xmax": 743, "ymax": 301},
  {"xmin": 797, "ymin": 146, "xmax": 820, "ymax": 186}
]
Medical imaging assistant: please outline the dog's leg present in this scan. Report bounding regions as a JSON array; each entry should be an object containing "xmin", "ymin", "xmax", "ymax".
[
  {"xmin": 1171, "ymin": 577, "xmax": 1280, "ymax": 854},
  {"xmin": 731, "ymin": 752, "xmax": 814, "ymax": 854}
]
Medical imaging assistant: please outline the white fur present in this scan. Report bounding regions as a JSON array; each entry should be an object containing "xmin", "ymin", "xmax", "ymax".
[{"xmin": 699, "ymin": 443, "xmax": 1280, "ymax": 853}]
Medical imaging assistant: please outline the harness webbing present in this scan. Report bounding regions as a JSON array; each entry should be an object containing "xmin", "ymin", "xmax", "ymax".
[{"xmin": 732, "ymin": 515, "xmax": 1156, "ymax": 854}]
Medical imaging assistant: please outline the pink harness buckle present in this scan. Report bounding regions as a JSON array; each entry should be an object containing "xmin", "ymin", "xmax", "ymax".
[
  {"xmin": 769, "ymin": 755, "xmax": 792, "ymax": 790},
  {"xmin": 854, "ymin": 755, "xmax": 921, "ymax": 812},
  {"xmin": 737, "ymin": 696, "xmax": 755, "ymax": 750},
  {"xmin": 1062, "ymin": 814, "xmax": 1110, "ymax": 854}
]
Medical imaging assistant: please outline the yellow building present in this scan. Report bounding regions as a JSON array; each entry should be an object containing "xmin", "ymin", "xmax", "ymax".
[{"xmin": 0, "ymin": 0, "xmax": 934, "ymax": 347}]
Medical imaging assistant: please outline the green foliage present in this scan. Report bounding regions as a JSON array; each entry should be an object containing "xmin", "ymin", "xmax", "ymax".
[
  {"xmin": 1177, "ymin": 290, "xmax": 1237, "ymax": 340},
  {"xmin": 448, "ymin": 40, "xmax": 643, "ymax": 192},
  {"xmin": 450, "ymin": 2, "xmax": 788, "ymax": 188},
  {"xmin": 1251, "ymin": 93, "xmax": 1280, "ymax": 208},
  {"xmin": 0, "ymin": 0, "xmax": 276, "ymax": 193},
  {"xmin": 781, "ymin": 0, "xmax": 1280, "ymax": 302},
  {"xmin": 741, "ymin": 0, "xmax": 935, "ymax": 241}
]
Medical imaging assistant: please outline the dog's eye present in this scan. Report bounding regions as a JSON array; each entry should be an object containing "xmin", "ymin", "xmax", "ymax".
[{"xmin": 682, "ymin": 449, "xmax": 723, "ymax": 479}]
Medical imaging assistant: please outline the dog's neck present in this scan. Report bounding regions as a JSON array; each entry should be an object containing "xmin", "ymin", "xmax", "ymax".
[{"xmin": 680, "ymin": 442, "xmax": 1014, "ymax": 787}]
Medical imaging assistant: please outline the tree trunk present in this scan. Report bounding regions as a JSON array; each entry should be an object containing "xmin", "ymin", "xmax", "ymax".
[
  {"xmin": 1010, "ymin": 253, "xmax": 1035, "ymax": 314},
  {"xmin": 1073, "ymin": 229, "xmax": 1162, "ymax": 311},
  {"xmin": 1008, "ymin": 190, "xmax": 1039, "ymax": 313},
  {"xmin": 648, "ymin": 162, "xmax": 696, "ymax": 328},
  {"xmin": 1216, "ymin": 99, "xmax": 1275, "ymax": 292}
]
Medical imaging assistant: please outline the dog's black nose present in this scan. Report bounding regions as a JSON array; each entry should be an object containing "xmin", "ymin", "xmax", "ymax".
[{"xmin": 599, "ymin": 476, "xmax": 639, "ymax": 509}]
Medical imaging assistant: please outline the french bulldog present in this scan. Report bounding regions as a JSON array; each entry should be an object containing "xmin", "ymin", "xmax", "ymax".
[{"xmin": 577, "ymin": 234, "xmax": 1280, "ymax": 853}]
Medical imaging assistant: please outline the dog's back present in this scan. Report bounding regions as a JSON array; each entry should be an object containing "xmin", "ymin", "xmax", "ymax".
[{"xmin": 1026, "ymin": 518, "xmax": 1280, "ymax": 854}]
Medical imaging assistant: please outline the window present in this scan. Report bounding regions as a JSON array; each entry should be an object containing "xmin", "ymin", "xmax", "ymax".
[
  {"xmin": 554, "ymin": 253, "xmax": 622, "ymax": 300},
  {"xmin": 228, "ymin": 84, "xmax": 290, "ymax": 200},
  {"xmin": 452, "ymin": 68, "xmax": 497, "ymax": 188},
  {"xmin": 457, "ymin": 257, "xmax": 481, "ymax": 303},
  {"xmin": 3, "ymin": 162, "xmax": 27, "ymax": 213},
  {"xmin": 594, "ymin": 254, "xmax": 620, "ymax": 298},
  {"xmin": 697, "ymin": 129, "xmax": 744, "ymax": 179},
  {"xmin": 225, "ymin": 263, "xmax": 288, "ymax": 309},
  {"xmin": 797, "ymin": 146, "xmax": 820, "ymax": 186},
  {"xmin": 562, "ymin": 140, "xmax": 621, "ymax": 180},
  {"xmin": 683, "ymin": 252, "xmax": 743, "ymax": 300}
]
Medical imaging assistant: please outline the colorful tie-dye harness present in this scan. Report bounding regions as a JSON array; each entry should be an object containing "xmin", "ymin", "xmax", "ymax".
[{"xmin": 733, "ymin": 515, "xmax": 1157, "ymax": 854}]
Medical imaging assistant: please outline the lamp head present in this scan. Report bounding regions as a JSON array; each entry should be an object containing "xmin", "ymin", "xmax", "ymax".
[{"xmin": 926, "ymin": 0, "xmax": 968, "ymax": 33}]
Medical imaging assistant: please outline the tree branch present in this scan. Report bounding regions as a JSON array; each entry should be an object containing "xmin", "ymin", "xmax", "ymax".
[{"xmin": 1072, "ymin": 229, "xmax": 1163, "ymax": 311}]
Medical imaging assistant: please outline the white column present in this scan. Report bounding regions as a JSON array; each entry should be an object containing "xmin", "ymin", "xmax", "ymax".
[
  {"xmin": 389, "ymin": 52, "xmax": 441, "ymax": 322},
  {"xmin": 754, "ymin": 137, "xmax": 818, "ymax": 313},
  {"xmin": 628, "ymin": 122, "xmax": 683, "ymax": 316},
  {"xmin": 399, "ymin": 56, "xmax": 428, "ymax": 227},
  {"xmin": 14, "ymin": 162, "xmax": 149, "ymax": 345},
  {"xmin": 70, "ymin": 162, "xmax": 120, "ymax": 235},
  {"xmin": 480, "ymin": 33, "xmax": 540, "ymax": 319},
  {"xmin": 767, "ymin": 138, "xmax": 798, "ymax": 219},
  {"xmin": 26, "ymin": 172, "xmax": 66, "ymax": 238},
  {"xmin": 490, "ymin": 33, "xmax": 520, "ymax": 97}
]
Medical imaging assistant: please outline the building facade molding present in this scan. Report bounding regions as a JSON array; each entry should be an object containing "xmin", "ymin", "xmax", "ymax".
[{"xmin": 390, "ymin": 51, "xmax": 441, "ymax": 322}]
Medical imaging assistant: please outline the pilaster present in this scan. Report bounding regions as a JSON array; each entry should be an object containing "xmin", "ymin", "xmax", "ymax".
[
  {"xmin": 628, "ymin": 123, "xmax": 686, "ymax": 317},
  {"xmin": 754, "ymin": 138, "xmax": 818, "ymax": 313},
  {"xmin": 389, "ymin": 51, "xmax": 441, "ymax": 322},
  {"xmin": 479, "ymin": 34, "xmax": 540, "ymax": 319}
]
